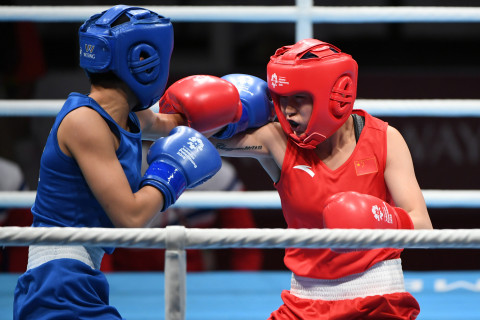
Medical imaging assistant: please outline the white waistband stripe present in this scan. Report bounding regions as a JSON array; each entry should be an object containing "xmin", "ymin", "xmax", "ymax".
[
  {"xmin": 290, "ymin": 259, "xmax": 405, "ymax": 301},
  {"xmin": 27, "ymin": 245, "xmax": 104, "ymax": 270}
]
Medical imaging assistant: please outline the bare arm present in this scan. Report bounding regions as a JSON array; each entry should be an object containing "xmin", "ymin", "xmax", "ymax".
[
  {"xmin": 58, "ymin": 107, "xmax": 165, "ymax": 228},
  {"xmin": 136, "ymin": 108, "xmax": 186, "ymax": 141},
  {"xmin": 384, "ymin": 126, "xmax": 433, "ymax": 229},
  {"xmin": 209, "ymin": 122, "xmax": 286, "ymax": 182}
]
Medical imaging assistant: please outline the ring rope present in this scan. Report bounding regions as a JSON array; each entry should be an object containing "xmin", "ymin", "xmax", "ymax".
[
  {"xmin": 1, "ymin": 190, "xmax": 480, "ymax": 209},
  {"xmin": 0, "ymin": 226, "xmax": 479, "ymax": 249},
  {"xmin": 3, "ymin": 6, "xmax": 480, "ymax": 23},
  {"xmin": 2, "ymin": 99, "xmax": 480, "ymax": 118}
]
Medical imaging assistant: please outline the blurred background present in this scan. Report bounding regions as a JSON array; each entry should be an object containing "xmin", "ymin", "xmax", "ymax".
[{"xmin": 1, "ymin": 0, "xmax": 480, "ymax": 272}]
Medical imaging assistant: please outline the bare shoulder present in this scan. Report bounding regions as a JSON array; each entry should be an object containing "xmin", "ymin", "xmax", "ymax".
[
  {"xmin": 58, "ymin": 107, "xmax": 114, "ymax": 157},
  {"xmin": 258, "ymin": 122, "xmax": 287, "ymax": 160},
  {"xmin": 257, "ymin": 121, "xmax": 283, "ymax": 134},
  {"xmin": 254, "ymin": 122, "xmax": 285, "ymax": 144},
  {"xmin": 386, "ymin": 125, "xmax": 410, "ymax": 154},
  {"xmin": 386, "ymin": 125, "xmax": 403, "ymax": 141},
  {"xmin": 239, "ymin": 122, "xmax": 286, "ymax": 154},
  {"xmin": 385, "ymin": 124, "xmax": 415, "ymax": 171},
  {"xmin": 61, "ymin": 107, "xmax": 110, "ymax": 139}
]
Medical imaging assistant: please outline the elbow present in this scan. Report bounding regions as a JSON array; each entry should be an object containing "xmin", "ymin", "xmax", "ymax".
[
  {"xmin": 111, "ymin": 217, "xmax": 145, "ymax": 229},
  {"xmin": 106, "ymin": 188, "xmax": 165, "ymax": 228},
  {"xmin": 412, "ymin": 217, "xmax": 434, "ymax": 230},
  {"xmin": 109, "ymin": 209, "xmax": 153, "ymax": 228},
  {"xmin": 415, "ymin": 224, "xmax": 434, "ymax": 230}
]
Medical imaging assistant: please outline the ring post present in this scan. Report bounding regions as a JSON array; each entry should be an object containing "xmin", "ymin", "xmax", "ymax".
[
  {"xmin": 295, "ymin": 0, "xmax": 314, "ymax": 41},
  {"xmin": 165, "ymin": 226, "xmax": 187, "ymax": 320}
]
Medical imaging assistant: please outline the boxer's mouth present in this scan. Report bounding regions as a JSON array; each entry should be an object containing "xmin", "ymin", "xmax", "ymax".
[{"xmin": 288, "ymin": 119, "xmax": 299, "ymax": 129}]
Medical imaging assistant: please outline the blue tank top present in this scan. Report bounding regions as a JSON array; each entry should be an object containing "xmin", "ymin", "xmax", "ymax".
[{"xmin": 32, "ymin": 93, "xmax": 142, "ymax": 234}]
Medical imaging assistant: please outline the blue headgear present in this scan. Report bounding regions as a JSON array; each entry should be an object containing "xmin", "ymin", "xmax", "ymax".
[{"xmin": 79, "ymin": 5, "xmax": 173, "ymax": 111}]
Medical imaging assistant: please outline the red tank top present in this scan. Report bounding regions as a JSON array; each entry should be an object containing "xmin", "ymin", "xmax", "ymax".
[{"xmin": 274, "ymin": 110, "xmax": 402, "ymax": 279}]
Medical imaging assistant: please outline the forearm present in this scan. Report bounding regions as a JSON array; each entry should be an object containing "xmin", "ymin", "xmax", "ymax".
[
  {"xmin": 406, "ymin": 207, "xmax": 433, "ymax": 229},
  {"xmin": 210, "ymin": 132, "xmax": 268, "ymax": 158},
  {"xmin": 104, "ymin": 186, "xmax": 165, "ymax": 228},
  {"xmin": 138, "ymin": 110, "xmax": 186, "ymax": 141},
  {"xmin": 389, "ymin": 185, "xmax": 433, "ymax": 230}
]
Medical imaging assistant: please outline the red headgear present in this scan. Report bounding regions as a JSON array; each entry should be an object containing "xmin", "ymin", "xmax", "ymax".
[{"xmin": 267, "ymin": 39, "xmax": 358, "ymax": 149}]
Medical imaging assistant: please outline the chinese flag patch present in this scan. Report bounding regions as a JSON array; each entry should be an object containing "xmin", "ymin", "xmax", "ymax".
[{"xmin": 354, "ymin": 157, "xmax": 378, "ymax": 176}]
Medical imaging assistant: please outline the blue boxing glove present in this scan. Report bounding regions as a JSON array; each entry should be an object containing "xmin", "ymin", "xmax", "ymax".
[
  {"xmin": 214, "ymin": 74, "xmax": 274, "ymax": 139},
  {"xmin": 140, "ymin": 126, "xmax": 222, "ymax": 211}
]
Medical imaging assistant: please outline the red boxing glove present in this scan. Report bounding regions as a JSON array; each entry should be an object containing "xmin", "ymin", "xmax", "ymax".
[
  {"xmin": 323, "ymin": 191, "xmax": 414, "ymax": 230},
  {"xmin": 159, "ymin": 75, "xmax": 243, "ymax": 133}
]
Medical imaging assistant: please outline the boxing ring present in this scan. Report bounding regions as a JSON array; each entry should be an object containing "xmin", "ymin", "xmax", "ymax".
[{"xmin": 2, "ymin": 2, "xmax": 480, "ymax": 320}]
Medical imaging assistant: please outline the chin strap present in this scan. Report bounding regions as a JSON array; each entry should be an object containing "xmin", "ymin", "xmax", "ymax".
[{"xmin": 352, "ymin": 113, "xmax": 365, "ymax": 143}]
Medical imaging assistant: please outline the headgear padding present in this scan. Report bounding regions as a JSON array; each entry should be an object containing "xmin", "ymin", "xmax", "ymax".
[
  {"xmin": 79, "ymin": 5, "xmax": 174, "ymax": 111},
  {"xmin": 267, "ymin": 39, "xmax": 358, "ymax": 149}
]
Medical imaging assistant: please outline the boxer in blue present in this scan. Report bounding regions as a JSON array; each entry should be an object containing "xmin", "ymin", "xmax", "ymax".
[{"xmin": 13, "ymin": 5, "xmax": 222, "ymax": 319}]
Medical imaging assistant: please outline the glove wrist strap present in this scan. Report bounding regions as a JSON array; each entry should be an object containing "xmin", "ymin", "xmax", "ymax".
[
  {"xmin": 140, "ymin": 161, "xmax": 187, "ymax": 211},
  {"xmin": 213, "ymin": 106, "xmax": 249, "ymax": 139}
]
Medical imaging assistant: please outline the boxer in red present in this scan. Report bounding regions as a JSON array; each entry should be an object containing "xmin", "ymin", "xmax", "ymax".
[{"xmin": 159, "ymin": 39, "xmax": 433, "ymax": 319}]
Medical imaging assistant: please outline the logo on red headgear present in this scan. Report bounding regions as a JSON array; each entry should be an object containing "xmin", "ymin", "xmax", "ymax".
[
  {"xmin": 270, "ymin": 73, "xmax": 278, "ymax": 88},
  {"xmin": 270, "ymin": 73, "xmax": 289, "ymax": 88}
]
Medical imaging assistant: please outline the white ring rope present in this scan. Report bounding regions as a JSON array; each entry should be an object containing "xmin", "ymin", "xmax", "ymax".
[
  {"xmin": 1, "ymin": 190, "xmax": 480, "ymax": 209},
  {"xmin": 0, "ymin": 226, "xmax": 479, "ymax": 249},
  {"xmin": 2, "ymin": 99, "xmax": 480, "ymax": 118},
  {"xmin": 3, "ymin": 6, "xmax": 480, "ymax": 23},
  {"xmin": 0, "ymin": 100, "xmax": 63, "ymax": 117}
]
